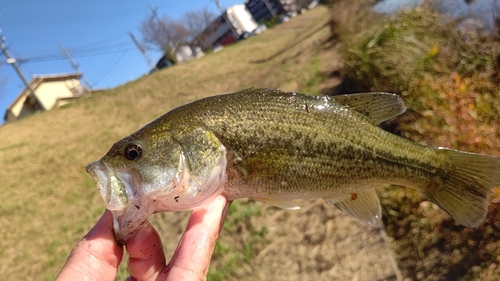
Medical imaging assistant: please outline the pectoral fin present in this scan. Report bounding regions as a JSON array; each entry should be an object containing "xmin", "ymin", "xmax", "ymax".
[
  {"xmin": 324, "ymin": 188, "xmax": 381, "ymax": 225},
  {"xmin": 253, "ymin": 197, "xmax": 301, "ymax": 210},
  {"xmin": 332, "ymin": 92, "xmax": 406, "ymax": 124}
]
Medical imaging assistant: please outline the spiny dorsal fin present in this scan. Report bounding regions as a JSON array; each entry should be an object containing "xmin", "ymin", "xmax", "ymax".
[
  {"xmin": 332, "ymin": 92, "xmax": 406, "ymax": 124},
  {"xmin": 324, "ymin": 188, "xmax": 381, "ymax": 225}
]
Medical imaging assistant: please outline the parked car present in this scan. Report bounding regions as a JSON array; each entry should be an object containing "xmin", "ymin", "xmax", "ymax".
[
  {"xmin": 213, "ymin": 44, "xmax": 223, "ymax": 53},
  {"xmin": 252, "ymin": 24, "xmax": 267, "ymax": 35},
  {"xmin": 239, "ymin": 31, "xmax": 251, "ymax": 40},
  {"xmin": 279, "ymin": 15, "xmax": 290, "ymax": 23}
]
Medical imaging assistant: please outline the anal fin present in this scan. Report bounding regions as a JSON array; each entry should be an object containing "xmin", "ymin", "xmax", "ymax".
[
  {"xmin": 324, "ymin": 188, "xmax": 381, "ymax": 225},
  {"xmin": 253, "ymin": 197, "xmax": 301, "ymax": 210}
]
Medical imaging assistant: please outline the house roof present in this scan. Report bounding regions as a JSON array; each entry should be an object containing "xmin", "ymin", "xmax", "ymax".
[
  {"xmin": 3, "ymin": 73, "xmax": 83, "ymax": 121},
  {"xmin": 27, "ymin": 73, "xmax": 83, "ymax": 92}
]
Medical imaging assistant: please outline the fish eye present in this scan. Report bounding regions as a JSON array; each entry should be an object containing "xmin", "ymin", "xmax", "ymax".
[{"xmin": 124, "ymin": 144, "xmax": 142, "ymax": 160}]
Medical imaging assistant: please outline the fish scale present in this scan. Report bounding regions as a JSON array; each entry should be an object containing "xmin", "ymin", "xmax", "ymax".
[
  {"xmin": 181, "ymin": 90, "xmax": 434, "ymax": 198},
  {"xmin": 86, "ymin": 88, "xmax": 500, "ymax": 243}
]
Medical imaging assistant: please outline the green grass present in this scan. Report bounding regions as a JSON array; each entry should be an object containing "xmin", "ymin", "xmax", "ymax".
[
  {"xmin": 0, "ymin": 141, "xmax": 29, "ymax": 152},
  {"xmin": 303, "ymin": 54, "xmax": 322, "ymax": 95},
  {"xmin": 0, "ymin": 6, "xmax": 333, "ymax": 281},
  {"xmin": 207, "ymin": 201, "xmax": 268, "ymax": 280}
]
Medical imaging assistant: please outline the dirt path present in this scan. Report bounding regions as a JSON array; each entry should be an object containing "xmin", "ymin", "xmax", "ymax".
[{"xmin": 241, "ymin": 199, "xmax": 402, "ymax": 281}]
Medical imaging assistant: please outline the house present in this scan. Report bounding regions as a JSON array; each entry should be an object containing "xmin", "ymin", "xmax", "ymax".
[
  {"xmin": 3, "ymin": 73, "xmax": 88, "ymax": 123},
  {"xmin": 197, "ymin": 4, "xmax": 258, "ymax": 50},
  {"xmin": 174, "ymin": 44, "xmax": 204, "ymax": 63},
  {"xmin": 150, "ymin": 44, "xmax": 204, "ymax": 72},
  {"xmin": 245, "ymin": 0, "xmax": 299, "ymax": 23}
]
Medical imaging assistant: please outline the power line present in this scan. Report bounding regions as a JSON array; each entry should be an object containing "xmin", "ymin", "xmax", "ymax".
[
  {"xmin": 60, "ymin": 45, "xmax": 92, "ymax": 90},
  {"xmin": 91, "ymin": 47, "xmax": 128, "ymax": 87},
  {"xmin": 68, "ymin": 34, "xmax": 131, "ymax": 52},
  {"xmin": 148, "ymin": 4, "xmax": 170, "ymax": 41},
  {"xmin": 0, "ymin": 32, "xmax": 41, "ymax": 109},
  {"xmin": 68, "ymin": 42, "xmax": 134, "ymax": 53},
  {"xmin": 128, "ymin": 31, "xmax": 154, "ymax": 68},
  {"xmin": 18, "ymin": 43, "xmax": 135, "ymax": 63}
]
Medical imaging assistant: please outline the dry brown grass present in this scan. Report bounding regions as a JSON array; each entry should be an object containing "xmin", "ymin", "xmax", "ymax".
[
  {"xmin": 0, "ymin": 6, "xmax": 335, "ymax": 280},
  {"xmin": 332, "ymin": 2, "xmax": 500, "ymax": 280}
]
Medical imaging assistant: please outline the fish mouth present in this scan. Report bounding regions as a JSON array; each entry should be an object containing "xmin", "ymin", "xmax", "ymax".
[{"xmin": 86, "ymin": 161, "xmax": 157, "ymax": 244}]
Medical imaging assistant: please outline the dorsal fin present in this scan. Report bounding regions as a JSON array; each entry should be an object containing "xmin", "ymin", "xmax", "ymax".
[
  {"xmin": 332, "ymin": 92, "xmax": 406, "ymax": 124},
  {"xmin": 324, "ymin": 188, "xmax": 382, "ymax": 225}
]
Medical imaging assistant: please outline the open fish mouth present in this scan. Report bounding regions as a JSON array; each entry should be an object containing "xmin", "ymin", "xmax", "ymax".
[{"xmin": 85, "ymin": 161, "xmax": 157, "ymax": 244}]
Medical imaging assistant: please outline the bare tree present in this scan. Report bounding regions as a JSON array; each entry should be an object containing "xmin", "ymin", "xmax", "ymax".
[
  {"xmin": 182, "ymin": 7, "xmax": 217, "ymax": 46},
  {"xmin": 140, "ymin": 8, "xmax": 217, "ymax": 60},
  {"xmin": 140, "ymin": 14, "xmax": 190, "ymax": 54}
]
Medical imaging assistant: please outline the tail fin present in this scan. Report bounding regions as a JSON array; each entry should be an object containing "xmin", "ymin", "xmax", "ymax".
[{"xmin": 424, "ymin": 148, "xmax": 500, "ymax": 227}]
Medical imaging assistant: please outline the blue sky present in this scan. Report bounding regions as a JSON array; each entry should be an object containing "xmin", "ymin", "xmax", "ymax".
[
  {"xmin": 374, "ymin": 0, "xmax": 497, "ymax": 29},
  {"xmin": 0, "ymin": 0, "xmax": 243, "ymax": 121}
]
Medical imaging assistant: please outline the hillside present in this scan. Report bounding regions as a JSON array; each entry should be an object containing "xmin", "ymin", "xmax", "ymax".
[
  {"xmin": 11, "ymin": 4, "xmax": 500, "ymax": 280},
  {"xmin": 0, "ymin": 6, "xmax": 360, "ymax": 280}
]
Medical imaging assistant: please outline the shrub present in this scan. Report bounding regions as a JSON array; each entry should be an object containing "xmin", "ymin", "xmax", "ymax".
[{"xmin": 332, "ymin": 3, "xmax": 500, "ymax": 280}]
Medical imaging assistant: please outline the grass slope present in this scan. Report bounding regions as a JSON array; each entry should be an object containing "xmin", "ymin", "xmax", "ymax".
[{"xmin": 0, "ymin": 6, "xmax": 332, "ymax": 280}]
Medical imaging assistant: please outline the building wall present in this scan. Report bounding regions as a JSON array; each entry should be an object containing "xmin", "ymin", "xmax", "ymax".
[
  {"xmin": 8, "ymin": 93, "xmax": 38, "ymax": 122},
  {"xmin": 4, "ymin": 110, "xmax": 16, "ymax": 123},
  {"xmin": 36, "ymin": 79, "xmax": 82, "ymax": 110},
  {"xmin": 245, "ymin": 0, "xmax": 302, "ymax": 23},
  {"xmin": 245, "ymin": 0, "xmax": 284, "ymax": 23},
  {"xmin": 203, "ymin": 17, "xmax": 232, "ymax": 49},
  {"xmin": 10, "ymin": 94, "xmax": 29, "ymax": 119},
  {"xmin": 227, "ymin": 4, "xmax": 258, "ymax": 35},
  {"xmin": 5, "ymin": 77, "xmax": 85, "ymax": 122},
  {"xmin": 280, "ymin": 0, "xmax": 298, "ymax": 12},
  {"xmin": 175, "ymin": 45, "xmax": 204, "ymax": 63},
  {"xmin": 199, "ymin": 5, "xmax": 257, "ymax": 50}
]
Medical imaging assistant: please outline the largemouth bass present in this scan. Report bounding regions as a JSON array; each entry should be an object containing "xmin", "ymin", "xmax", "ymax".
[{"xmin": 86, "ymin": 88, "xmax": 500, "ymax": 243}]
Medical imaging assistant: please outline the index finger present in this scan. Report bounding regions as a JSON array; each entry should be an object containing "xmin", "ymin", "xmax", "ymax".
[
  {"xmin": 56, "ymin": 210, "xmax": 123, "ymax": 281},
  {"xmin": 127, "ymin": 195, "xmax": 230, "ymax": 281},
  {"xmin": 165, "ymin": 195, "xmax": 230, "ymax": 279}
]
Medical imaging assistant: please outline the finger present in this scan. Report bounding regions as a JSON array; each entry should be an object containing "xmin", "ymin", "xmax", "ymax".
[
  {"xmin": 162, "ymin": 195, "xmax": 229, "ymax": 281},
  {"xmin": 126, "ymin": 219, "xmax": 166, "ymax": 281},
  {"xmin": 56, "ymin": 210, "xmax": 123, "ymax": 281}
]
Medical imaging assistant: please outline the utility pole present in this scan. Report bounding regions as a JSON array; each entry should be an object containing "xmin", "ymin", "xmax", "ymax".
[
  {"xmin": 148, "ymin": 5, "xmax": 160, "ymax": 20},
  {"xmin": 148, "ymin": 5, "xmax": 170, "ymax": 44},
  {"xmin": 60, "ymin": 45, "xmax": 92, "ymax": 90},
  {"xmin": 59, "ymin": 45, "xmax": 92, "ymax": 90},
  {"xmin": 148, "ymin": 5, "xmax": 177, "ymax": 63},
  {"xmin": 148, "ymin": 5, "xmax": 169, "ymax": 34},
  {"xmin": 128, "ymin": 31, "xmax": 154, "ymax": 68},
  {"xmin": 210, "ymin": 0, "xmax": 225, "ymax": 13},
  {"xmin": 0, "ymin": 32, "xmax": 42, "ymax": 108}
]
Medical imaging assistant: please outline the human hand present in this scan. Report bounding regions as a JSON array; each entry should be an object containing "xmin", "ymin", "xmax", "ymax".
[{"xmin": 56, "ymin": 195, "xmax": 229, "ymax": 281}]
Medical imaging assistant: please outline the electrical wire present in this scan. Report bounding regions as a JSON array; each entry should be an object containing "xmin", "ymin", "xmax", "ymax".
[
  {"xmin": 90, "ymin": 46, "xmax": 129, "ymax": 87},
  {"xmin": 22, "ymin": 63, "xmax": 34, "ymax": 77},
  {"xmin": 18, "ymin": 43, "xmax": 136, "ymax": 63}
]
